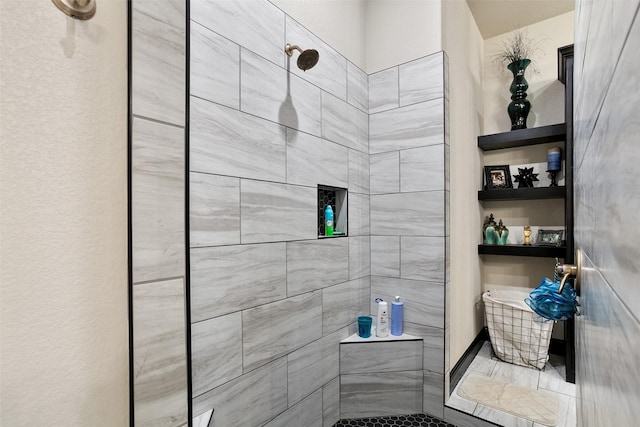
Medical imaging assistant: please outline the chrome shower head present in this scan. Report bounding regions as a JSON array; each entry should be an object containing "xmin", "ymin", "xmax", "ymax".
[{"xmin": 285, "ymin": 43, "xmax": 319, "ymax": 71}]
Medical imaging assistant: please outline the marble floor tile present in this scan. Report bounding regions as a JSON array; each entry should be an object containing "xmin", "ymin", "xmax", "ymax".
[{"xmin": 473, "ymin": 403, "xmax": 534, "ymax": 427}]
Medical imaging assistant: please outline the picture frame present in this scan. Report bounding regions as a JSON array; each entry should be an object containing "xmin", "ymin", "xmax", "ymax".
[
  {"xmin": 535, "ymin": 229, "xmax": 564, "ymax": 246},
  {"xmin": 484, "ymin": 165, "xmax": 513, "ymax": 190}
]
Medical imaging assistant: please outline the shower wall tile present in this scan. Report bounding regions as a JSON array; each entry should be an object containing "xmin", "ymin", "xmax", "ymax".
[
  {"xmin": 423, "ymin": 371, "xmax": 444, "ymax": 418},
  {"xmin": 399, "ymin": 53, "xmax": 444, "ymax": 106},
  {"xmin": 323, "ymin": 377, "xmax": 341, "ymax": 427},
  {"xmin": 191, "ymin": 312, "xmax": 242, "ymax": 397},
  {"xmin": 286, "ymin": 129, "xmax": 348, "ymax": 188},
  {"xmin": 190, "ymin": 243, "xmax": 286, "ymax": 322},
  {"xmin": 133, "ymin": 278, "xmax": 188, "ymax": 427},
  {"xmin": 400, "ymin": 236, "xmax": 445, "ymax": 282},
  {"xmin": 370, "ymin": 151, "xmax": 400, "ymax": 194},
  {"xmin": 191, "ymin": 0, "xmax": 284, "ymax": 66},
  {"xmin": 194, "ymin": 357, "xmax": 288, "ymax": 427},
  {"xmin": 369, "ymin": 67, "xmax": 399, "ymax": 114},
  {"xmin": 404, "ymin": 322, "xmax": 445, "ymax": 374},
  {"xmin": 348, "ymin": 236, "xmax": 371, "ymax": 280},
  {"xmin": 241, "ymin": 48, "xmax": 321, "ymax": 136},
  {"xmin": 240, "ymin": 180, "xmax": 316, "ymax": 243},
  {"xmin": 321, "ymin": 92, "xmax": 368, "ymax": 153},
  {"xmin": 189, "ymin": 172, "xmax": 240, "ymax": 247},
  {"xmin": 370, "ymin": 236, "xmax": 400, "ymax": 278},
  {"xmin": 370, "ymin": 191, "xmax": 445, "ymax": 237},
  {"xmin": 400, "ymin": 145, "xmax": 445, "ymax": 193},
  {"xmin": 340, "ymin": 371, "xmax": 423, "ymax": 418},
  {"xmin": 190, "ymin": 97, "xmax": 286, "ymax": 182},
  {"xmin": 264, "ymin": 389, "xmax": 323, "ymax": 427},
  {"xmin": 340, "ymin": 340, "xmax": 423, "ymax": 374},
  {"xmin": 348, "ymin": 149, "xmax": 370, "ymax": 195},
  {"xmin": 347, "ymin": 193, "xmax": 370, "ymax": 237},
  {"xmin": 242, "ymin": 291, "xmax": 322, "ymax": 370},
  {"xmin": 132, "ymin": 117, "xmax": 185, "ymax": 284},
  {"xmin": 287, "ymin": 327, "xmax": 349, "ymax": 406},
  {"xmin": 190, "ymin": 21, "xmax": 239, "ymax": 109},
  {"xmin": 132, "ymin": 0, "xmax": 185, "ymax": 125},
  {"xmin": 371, "ymin": 276, "xmax": 444, "ymax": 328},
  {"xmin": 369, "ymin": 98, "xmax": 444, "ymax": 154},
  {"xmin": 286, "ymin": 239, "xmax": 349, "ymax": 297},
  {"xmin": 347, "ymin": 62, "xmax": 368, "ymax": 112},
  {"xmin": 286, "ymin": 16, "xmax": 347, "ymax": 101},
  {"xmin": 322, "ymin": 277, "xmax": 370, "ymax": 334}
]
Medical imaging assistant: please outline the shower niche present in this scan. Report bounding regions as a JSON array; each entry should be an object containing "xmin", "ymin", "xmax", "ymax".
[{"xmin": 317, "ymin": 185, "xmax": 347, "ymax": 238}]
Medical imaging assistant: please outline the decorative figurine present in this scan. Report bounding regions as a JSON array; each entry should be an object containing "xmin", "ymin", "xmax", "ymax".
[
  {"xmin": 483, "ymin": 214, "xmax": 498, "ymax": 245},
  {"xmin": 513, "ymin": 166, "xmax": 539, "ymax": 188},
  {"xmin": 496, "ymin": 219, "xmax": 509, "ymax": 245},
  {"xmin": 523, "ymin": 226, "xmax": 532, "ymax": 245}
]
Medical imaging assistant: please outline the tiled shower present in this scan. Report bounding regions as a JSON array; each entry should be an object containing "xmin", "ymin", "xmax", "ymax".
[{"xmin": 131, "ymin": 0, "xmax": 448, "ymax": 425}]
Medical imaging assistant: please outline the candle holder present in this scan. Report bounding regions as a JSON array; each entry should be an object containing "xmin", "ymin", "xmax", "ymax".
[{"xmin": 547, "ymin": 147, "xmax": 562, "ymax": 187}]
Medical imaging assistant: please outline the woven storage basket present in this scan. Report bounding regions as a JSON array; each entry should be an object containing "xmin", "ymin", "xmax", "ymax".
[{"xmin": 483, "ymin": 289, "xmax": 553, "ymax": 370}]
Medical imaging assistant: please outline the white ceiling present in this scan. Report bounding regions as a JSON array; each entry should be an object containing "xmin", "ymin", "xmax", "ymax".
[{"xmin": 466, "ymin": 0, "xmax": 575, "ymax": 39}]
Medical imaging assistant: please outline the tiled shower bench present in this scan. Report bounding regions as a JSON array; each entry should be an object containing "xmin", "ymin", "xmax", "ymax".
[{"xmin": 339, "ymin": 333, "xmax": 424, "ymax": 419}]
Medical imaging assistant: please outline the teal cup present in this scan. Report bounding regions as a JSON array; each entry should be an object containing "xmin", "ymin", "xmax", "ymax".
[{"xmin": 357, "ymin": 316, "xmax": 372, "ymax": 338}]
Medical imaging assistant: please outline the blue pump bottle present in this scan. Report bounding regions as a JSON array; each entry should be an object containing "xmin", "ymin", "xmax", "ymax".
[{"xmin": 391, "ymin": 296, "xmax": 404, "ymax": 336}]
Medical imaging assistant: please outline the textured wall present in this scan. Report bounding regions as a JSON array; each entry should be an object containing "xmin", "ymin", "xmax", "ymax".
[
  {"xmin": 130, "ymin": 0, "xmax": 189, "ymax": 425},
  {"xmin": 573, "ymin": 0, "xmax": 640, "ymax": 425},
  {"xmin": 0, "ymin": 0, "xmax": 129, "ymax": 425},
  {"xmin": 368, "ymin": 51, "xmax": 448, "ymax": 418},
  {"xmin": 189, "ymin": 1, "xmax": 369, "ymax": 425}
]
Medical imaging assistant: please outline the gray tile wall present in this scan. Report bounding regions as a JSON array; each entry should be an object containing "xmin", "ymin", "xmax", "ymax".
[
  {"xmin": 189, "ymin": 2, "xmax": 448, "ymax": 425},
  {"xmin": 131, "ymin": 0, "xmax": 188, "ymax": 425},
  {"xmin": 574, "ymin": 1, "xmax": 640, "ymax": 426},
  {"xmin": 368, "ymin": 52, "xmax": 449, "ymax": 419},
  {"xmin": 189, "ymin": 1, "xmax": 369, "ymax": 425}
]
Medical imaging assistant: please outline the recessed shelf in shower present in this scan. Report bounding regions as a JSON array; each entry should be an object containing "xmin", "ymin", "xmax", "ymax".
[{"xmin": 318, "ymin": 185, "xmax": 348, "ymax": 238}]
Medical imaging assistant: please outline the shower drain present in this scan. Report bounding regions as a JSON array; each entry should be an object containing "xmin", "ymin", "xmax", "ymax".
[{"xmin": 333, "ymin": 413, "xmax": 456, "ymax": 427}]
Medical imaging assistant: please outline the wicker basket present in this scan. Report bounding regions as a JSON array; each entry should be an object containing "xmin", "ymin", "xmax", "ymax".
[{"xmin": 483, "ymin": 289, "xmax": 553, "ymax": 370}]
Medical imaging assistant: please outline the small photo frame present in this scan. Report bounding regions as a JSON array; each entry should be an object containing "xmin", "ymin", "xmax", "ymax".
[
  {"xmin": 484, "ymin": 165, "xmax": 513, "ymax": 190},
  {"xmin": 535, "ymin": 229, "xmax": 564, "ymax": 246}
]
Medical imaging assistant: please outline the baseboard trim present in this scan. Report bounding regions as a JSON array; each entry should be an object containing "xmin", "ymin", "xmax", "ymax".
[{"xmin": 449, "ymin": 328, "xmax": 489, "ymax": 392}]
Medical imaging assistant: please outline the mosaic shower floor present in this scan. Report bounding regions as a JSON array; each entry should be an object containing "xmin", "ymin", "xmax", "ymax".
[{"xmin": 333, "ymin": 413, "xmax": 456, "ymax": 427}]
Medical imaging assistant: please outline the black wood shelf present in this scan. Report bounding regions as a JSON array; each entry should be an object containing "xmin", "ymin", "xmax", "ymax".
[
  {"xmin": 478, "ymin": 244, "xmax": 566, "ymax": 258},
  {"xmin": 478, "ymin": 123, "xmax": 566, "ymax": 151},
  {"xmin": 478, "ymin": 186, "xmax": 566, "ymax": 201}
]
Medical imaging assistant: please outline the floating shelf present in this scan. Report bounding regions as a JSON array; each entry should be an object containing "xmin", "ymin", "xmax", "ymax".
[
  {"xmin": 478, "ymin": 186, "xmax": 566, "ymax": 201},
  {"xmin": 478, "ymin": 244, "xmax": 566, "ymax": 258},
  {"xmin": 478, "ymin": 123, "xmax": 566, "ymax": 151}
]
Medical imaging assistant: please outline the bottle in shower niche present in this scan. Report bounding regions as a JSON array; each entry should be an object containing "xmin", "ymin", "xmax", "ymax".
[
  {"xmin": 391, "ymin": 296, "xmax": 404, "ymax": 336},
  {"xmin": 376, "ymin": 299, "xmax": 389, "ymax": 337},
  {"xmin": 324, "ymin": 205, "xmax": 334, "ymax": 236}
]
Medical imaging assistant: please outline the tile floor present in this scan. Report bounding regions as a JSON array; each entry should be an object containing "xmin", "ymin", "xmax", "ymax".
[
  {"xmin": 333, "ymin": 413, "xmax": 456, "ymax": 427},
  {"xmin": 446, "ymin": 341, "xmax": 576, "ymax": 427}
]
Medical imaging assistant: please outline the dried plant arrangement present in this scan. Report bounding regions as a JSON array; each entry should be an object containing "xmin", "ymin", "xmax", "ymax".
[{"xmin": 492, "ymin": 28, "xmax": 544, "ymax": 71}]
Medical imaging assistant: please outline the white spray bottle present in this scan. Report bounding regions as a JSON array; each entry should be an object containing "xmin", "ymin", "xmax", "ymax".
[{"xmin": 375, "ymin": 298, "xmax": 389, "ymax": 337}]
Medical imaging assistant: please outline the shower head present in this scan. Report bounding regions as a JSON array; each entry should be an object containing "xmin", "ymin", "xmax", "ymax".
[{"xmin": 285, "ymin": 43, "xmax": 319, "ymax": 71}]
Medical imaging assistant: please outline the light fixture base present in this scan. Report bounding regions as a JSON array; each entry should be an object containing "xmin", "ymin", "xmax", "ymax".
[{"xmin": 52, "ymin": 0, "xmax": 96, "ymax": 20}]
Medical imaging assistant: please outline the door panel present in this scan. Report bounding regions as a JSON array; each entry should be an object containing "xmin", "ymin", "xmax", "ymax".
[{"xmin": 574, "ymin": 1, "xmax": 640, "ymax": 425}]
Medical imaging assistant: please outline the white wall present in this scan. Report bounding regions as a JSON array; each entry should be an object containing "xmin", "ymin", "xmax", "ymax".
[
  {"xmin": 0, "ymin": 1, "xmax": 129, "ymax": 425},
  {"xmin": 483, "ymin": 11, "xmax": 574, "ymax": 135},
  {"xmin": 272, "ymin": 0, "xmax": 443, "ymax": 74},
  {"xmin": 442, "ymin": 0, "xmax": 485, "ymax": 369},
  {"xmin": 366, "ymin": 0, "xmax": 442, "ymax": 73},
  {"xmin": 270, "ymin": 0, "xmax": 367, "ymax": 70}
]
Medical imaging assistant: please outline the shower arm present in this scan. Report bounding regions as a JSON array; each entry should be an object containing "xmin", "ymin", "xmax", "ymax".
[{"xmin": 285, "ymin": 44, "xmax": 303, "ymax": 57}]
